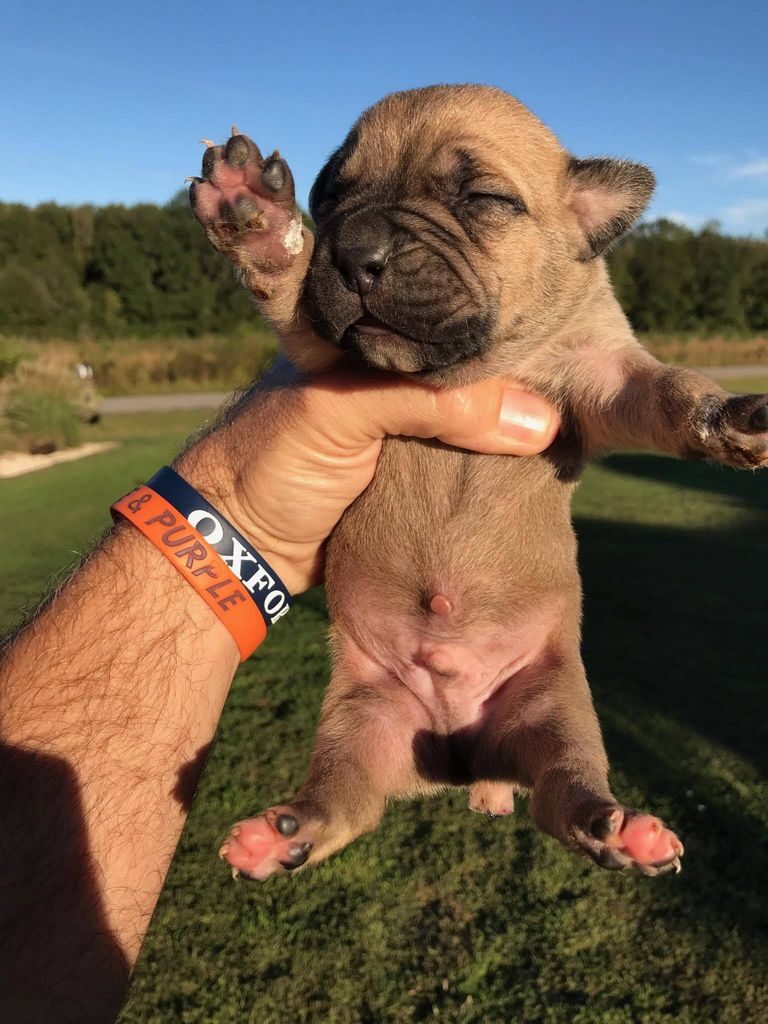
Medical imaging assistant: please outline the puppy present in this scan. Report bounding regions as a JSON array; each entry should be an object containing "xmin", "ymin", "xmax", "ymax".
[{"xmin": 190, "ymin": 85, "xmax": 768, "ymax": 879}]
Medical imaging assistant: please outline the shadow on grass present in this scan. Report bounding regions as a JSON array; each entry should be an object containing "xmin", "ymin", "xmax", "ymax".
[{"xmin": 575, "ymin": 453, "xmax": 768, "ymax": 941}]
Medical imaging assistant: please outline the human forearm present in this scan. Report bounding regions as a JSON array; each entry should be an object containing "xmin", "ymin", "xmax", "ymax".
[{"xmin": 0, "ymin": 523, "xmax": 239, "ymax": 1022}]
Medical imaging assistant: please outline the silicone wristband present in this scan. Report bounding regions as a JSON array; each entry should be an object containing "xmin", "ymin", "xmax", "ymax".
[
  {"xmin": 147, "ymin": 466, "xmax": 292, "ymax": 627},
  {"xmin": 111, "ymin": 486, "xmax": 266, "ymax": 661}
]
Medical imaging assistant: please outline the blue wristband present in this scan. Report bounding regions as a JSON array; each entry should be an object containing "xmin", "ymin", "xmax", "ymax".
[{"xmin": 147, "ymin": 466, "xmax": 292, "ymax": 626}]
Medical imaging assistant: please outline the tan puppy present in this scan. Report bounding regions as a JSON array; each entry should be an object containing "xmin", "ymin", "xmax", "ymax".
[{"xmin": 190, "ymin": 86, "xmax": 768, "ymax": 879}]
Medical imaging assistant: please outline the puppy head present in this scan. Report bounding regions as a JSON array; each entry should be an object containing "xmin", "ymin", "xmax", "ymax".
[{"xmin": 304, "ymin": 85, "xmax": 654, "ymax": 377}]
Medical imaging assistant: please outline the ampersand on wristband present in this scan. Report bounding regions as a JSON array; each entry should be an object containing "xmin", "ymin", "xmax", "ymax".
[
  {"xmin": 111, "ymin": 485, "xmax": 267, "ymax": 661},
  {"xmin": 127, "ymin": 493, "xmax": 152, "ymax": 513}
]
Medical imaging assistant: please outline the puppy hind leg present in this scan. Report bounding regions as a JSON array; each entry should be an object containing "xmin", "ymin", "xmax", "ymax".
[
  {"xmin": 479, "ymin": 658, "xmax": 684, "ymax": 876},
  {"xmin": 220, "ymin": 671, "xmax": 429, "ymax": 881}
]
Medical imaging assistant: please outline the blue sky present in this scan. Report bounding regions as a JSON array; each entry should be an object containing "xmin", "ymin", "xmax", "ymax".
[{"xmin": 2, "ymin": 0, "xmax": 767, "ymax": 235}]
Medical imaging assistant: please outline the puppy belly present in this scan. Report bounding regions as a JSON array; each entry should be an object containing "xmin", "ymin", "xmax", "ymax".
[{"xmin": 337, "ymin": 596, "xmax": 564, "ymax": 732}]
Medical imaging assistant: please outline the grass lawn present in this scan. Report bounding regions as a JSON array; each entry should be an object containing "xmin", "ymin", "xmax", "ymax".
[
  {"xmin": 1, "ymin": 399, "xmax": 767, "ymax": 1024},
  {"xmin": 714, "ymin": 375, "xmax": 768, "ymax": 394}
]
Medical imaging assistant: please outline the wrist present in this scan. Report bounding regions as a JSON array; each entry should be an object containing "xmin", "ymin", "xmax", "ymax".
[
  {"xmin": 110, "ymin": 518, "xmax": 241, "ymax": 668},
  {"xmin": 173, "ymin": 442, "xmax": 311, "ymax": 596}
]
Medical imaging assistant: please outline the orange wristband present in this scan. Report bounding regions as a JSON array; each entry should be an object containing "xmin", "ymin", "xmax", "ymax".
[{"xmin": 111, "ymin": 486, "xmax": 267, "ymax": 661}]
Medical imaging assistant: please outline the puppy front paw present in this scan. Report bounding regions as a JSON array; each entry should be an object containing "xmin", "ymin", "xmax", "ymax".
[
  {"xmin": 570, "ymin": 803, "xmax": 684, "ymax": 877},
  {"xmin": 691, "ymin": 393, "xmax": 768, "ymax": 468},
  {"xmin": 190, "ymin": 129, "xmax": 306, "ymax": 292}
]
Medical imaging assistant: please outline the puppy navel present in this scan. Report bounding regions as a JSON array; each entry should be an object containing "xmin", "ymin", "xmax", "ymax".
[{"xmin": 429, "ymin": 594, "xmax": 454, "ymax": 616}]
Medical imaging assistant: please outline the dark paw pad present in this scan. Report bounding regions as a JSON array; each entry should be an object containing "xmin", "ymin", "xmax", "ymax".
[
  {"xmin": 275, "ymin": 813, "xmax": 299, "ymax": 836},
  {"xmin": 748, "ymin": 403, "xmax": 768, "ymax": 431},
  {"xmin": 589, "ymin": 807, "xmax": 622, "ymax": 840},
  {"xmin": 724, "ymin": 394, "xmax": 768, "ymax": 435},
  {"xmin": 261, "ymin": 152, "xmax": 292, "ymax": 196},
  {"xmin": 224, "ymin": 133, "xmax": 259, "ymax": 168},
  {"xmin": 279, "ymin": 841, "xmax": 313, "ymax": 870},
  {"xmin": 697, "ymin": 392, "xmax": 768, "ymax": 467}
]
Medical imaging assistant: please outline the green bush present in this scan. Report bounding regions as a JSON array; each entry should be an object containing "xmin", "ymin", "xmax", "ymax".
[
  {"xmin": 0, "ymin": 337, "xmax": 26, "ymax": 379},
  {"xmin": 4, "ymin": 383, "xmax": 82, "ymax": 452}
]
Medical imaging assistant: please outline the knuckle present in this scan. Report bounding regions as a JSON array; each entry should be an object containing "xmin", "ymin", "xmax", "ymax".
[{"xmin": 434, "ymin": 386, "xmax": 475, "ymax": 430}]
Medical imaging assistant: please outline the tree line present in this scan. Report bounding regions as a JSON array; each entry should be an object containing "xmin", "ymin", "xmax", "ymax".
[
  {"xmin": 610, "ymin": 219, "xmax": 768, "ymax": 334},
  {"xmin": 0, "ymin": 194, "xmax": 767, "ymax": 339},
  {"xmin": 0, "ymin": 193, "xmax": 258, "ymax": 339}
]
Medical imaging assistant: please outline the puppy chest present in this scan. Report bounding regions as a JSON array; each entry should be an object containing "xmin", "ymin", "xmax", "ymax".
[{"xmin": 328, "ymin": 441, "xmax": 577, "ymax": 614}]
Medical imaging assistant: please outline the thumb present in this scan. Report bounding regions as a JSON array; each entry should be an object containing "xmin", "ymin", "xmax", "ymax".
[{"xmin": 312, "ymin": 373, "xmax": 559, "ymax": 456}]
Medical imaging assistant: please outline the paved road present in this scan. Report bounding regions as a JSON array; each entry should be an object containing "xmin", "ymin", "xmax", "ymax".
[
  {"xmin": 690, "ymin": 363, "xmax": 767, "ymax": 379},
  {"xmin": 103, "ymin": 392, "xmax": 230, "ymax": 413},
  {"xmin": 103, "ymin": 364, "xmax": 766, "ymax": 414}
]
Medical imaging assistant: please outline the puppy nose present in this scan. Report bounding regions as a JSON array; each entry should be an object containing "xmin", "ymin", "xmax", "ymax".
[{"xmin": 335, "ymin": 243, "xmax": 390, "ymax": 295}]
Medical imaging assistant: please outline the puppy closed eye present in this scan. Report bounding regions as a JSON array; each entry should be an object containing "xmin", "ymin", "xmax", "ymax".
[{"xmin": 462, "ymin": 192, "xmax": 528, "ymax": 215}]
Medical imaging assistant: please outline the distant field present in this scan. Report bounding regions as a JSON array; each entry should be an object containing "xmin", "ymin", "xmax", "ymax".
[
  {"xmin": 644, "ymin": 335, "xmax": 768, "ymax": 368},
  {"xmin": 1, "ymin": 334, "xmax": 765, "ymax": 399},
  {"xmin": 1, "ymin": 402, "xmax": 767, "ymax": 1024}
]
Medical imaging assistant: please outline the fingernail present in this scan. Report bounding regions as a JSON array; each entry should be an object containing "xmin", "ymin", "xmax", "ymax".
[{"xmin": 499, "ymin": 388, "xmax": 552, "ymax": 443}]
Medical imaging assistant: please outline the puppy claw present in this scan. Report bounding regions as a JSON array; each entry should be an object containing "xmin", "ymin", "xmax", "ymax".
[
  {"xmin": 231, "ymin": 866, "xmax": 241, "ymax": 880},
  {"xmin": 636, "ymin": 854, "xmax": 683, "ymax": 878},
  {"xmin": 671, "ymin": 855, "xmax": 682, "ymax": 874},
  {"xmin": 231, "ymin": 124, "xmax": 241, "ymax": 136},
  {"xmin": 218, "ymin": 842, "xmax": 230, "ymax": 860},
  {"xmin": 199, "ymin": 138, "xmax": 217, "ymax": 148}
]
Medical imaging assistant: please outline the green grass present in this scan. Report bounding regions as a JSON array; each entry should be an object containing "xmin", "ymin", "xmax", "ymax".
[
  {"xmin": 1, "ymin": 401, "xmax": 767, "ymax": 1024},
  {"xmin": 717, "ymin": 375, "xmax": 768, "ymax": 394},
  {"xmin": 0, "ymin": 410, "xmax": 213, "ymax": 625}
]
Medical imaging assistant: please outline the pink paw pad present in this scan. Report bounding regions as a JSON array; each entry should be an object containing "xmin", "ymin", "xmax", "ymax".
[
  {"xmin": 189, "ymin": 129, "xmax": 302, "ymax": 270},
  {"xmin": 218, "ymin": 807, "xmax": 313, "ymax": 882},
  {"xmin": 588, "ymin": 807, "xmax": 684, "ymax": 875}
]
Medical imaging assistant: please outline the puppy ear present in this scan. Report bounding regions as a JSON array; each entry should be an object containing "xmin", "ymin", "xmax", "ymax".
[
  {"xmin": 309, "ymin": 128, "xmax": 359, "ymax": 222},
  {"xmin": 309, "ymin": 148, "xmax": 342, "ymax": 222},
  {"xmin": 566, "ymin": 157, "xmax": 655, "ymax": 259}
]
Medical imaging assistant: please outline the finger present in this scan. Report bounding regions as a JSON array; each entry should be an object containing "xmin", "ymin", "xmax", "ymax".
[
  {"xmin": 438, "ymin": 386, "xmax": 559, "ymax": 454},
  {"xmin": 304, "ymin": 374, "xmax": 559, "ymax": 456}
]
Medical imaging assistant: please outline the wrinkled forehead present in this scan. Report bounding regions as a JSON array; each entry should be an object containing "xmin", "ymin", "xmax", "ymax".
[{"xmin": 339, "ymin": 86, "xmax": 567, "ymax": 203}]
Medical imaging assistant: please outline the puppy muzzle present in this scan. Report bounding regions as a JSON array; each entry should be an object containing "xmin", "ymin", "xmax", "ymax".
[{"xmin": 304, "ymin": 209, "xmax": 495, "ymax": 374}]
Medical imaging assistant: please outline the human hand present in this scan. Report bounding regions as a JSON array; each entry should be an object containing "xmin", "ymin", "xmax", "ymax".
[{"xmin": 179, "ymin": 370, "xmax": 559, "ymax": 595}]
